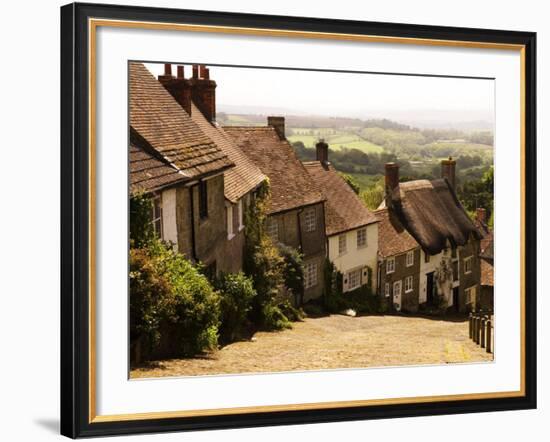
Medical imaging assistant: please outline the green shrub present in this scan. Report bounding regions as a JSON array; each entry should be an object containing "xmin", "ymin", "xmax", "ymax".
[
  {"xmin": 130, "ymin": 240, "xmax": 221, "ymax": 358},
  {"xmin": 215, "ymin": 272, "xmax": 257, "ymax": 343},
  {"xmin": 261, "ymin": 304, "xmax": 292, "ymax": 330},
  {"xmin": 130, "ymin": 194, "xmax": 156, "ymax": 248},
  {"xmin": 279, "ymin": 243, "xmax": 304, "ymax": 305},
  {"xmin": 278, "ymin": 299, "xmax": 305, "ymax": 322},
  {"xmin": 322, "ymin": 259, "xmax": 344, "ymax": 313}
]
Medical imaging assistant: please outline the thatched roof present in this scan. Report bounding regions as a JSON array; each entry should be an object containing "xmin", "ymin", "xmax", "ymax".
[{"xmin": 385, "ymin": 178, "xmax": 481, "ymax": 255}]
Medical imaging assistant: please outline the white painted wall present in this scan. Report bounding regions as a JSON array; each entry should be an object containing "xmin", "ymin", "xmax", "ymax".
[
  {"xmin": 161, "ymin": 188, "xmax": 178, "ymax": 249},
  {"xmin": 419, "ymin": 248, "xmax": 457, "ymax": 306},
  {"xmin": 328, "ymin": 223, "xmax": 378, "ymax": 292}
]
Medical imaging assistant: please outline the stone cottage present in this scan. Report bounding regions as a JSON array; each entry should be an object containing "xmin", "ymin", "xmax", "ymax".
[
  {"xmin": 157, "ymin": 64, "xmax": 267, "ymax": 274},
  {"xmin": 375, "ymin": 207, "xmax": 422, "ymax": 312},
  {"xmin": 224, "ymin": 118, "xmax": 327, "ymax": 302},
  {"xmin": 129, "ymin": 62, "xmax": 236, "ymax": 276},
  {"xmin": 378, "ymin": 159, "xmax": 482, "ymax": 312},
  {"xmin": 303, "ymin": 141, "xmax": 379, "ymax": 294}
]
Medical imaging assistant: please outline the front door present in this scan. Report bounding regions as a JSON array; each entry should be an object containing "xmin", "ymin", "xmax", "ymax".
[
  {"xmin": 393, "ymin": 280, "xmax": 402, "ymax": 311},
  {"xmin": 426, "ymin": 272, "xmax": 435, "ymax": 305},
  {"xmin": 452, "ymin": 287, "xmax": 460, "ymax": 312}
]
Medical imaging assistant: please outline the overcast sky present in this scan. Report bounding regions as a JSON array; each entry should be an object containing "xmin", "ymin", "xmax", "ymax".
[{"xmin": 144, "ymin": 62, "xmax": 494, "ymax": 128}]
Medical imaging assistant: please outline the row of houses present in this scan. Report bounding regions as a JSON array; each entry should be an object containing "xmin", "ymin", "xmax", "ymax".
[{"xmin": 129, "ymin": 61, "xmax": 493, "ymax": 313}]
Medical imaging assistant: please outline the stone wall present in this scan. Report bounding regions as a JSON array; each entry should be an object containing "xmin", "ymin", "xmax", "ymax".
[
  {"xmin": 378, "ymin": 248, "xmax": 421, "ymax": 312},
  {"xmin": 458, "ymin": 237, "xmax": 481, "ymax": 312}
]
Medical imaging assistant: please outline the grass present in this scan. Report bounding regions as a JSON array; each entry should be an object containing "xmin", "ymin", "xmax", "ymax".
[{"xmin": 288, "ymin": 127, "xmax": 385, "ymax": 154}]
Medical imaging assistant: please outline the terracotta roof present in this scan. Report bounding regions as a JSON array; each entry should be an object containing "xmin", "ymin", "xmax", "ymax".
[
  {"xmin": 129, "ymin": 141, "xmax": 185, "ymax": 194},
  {"xmin": 303, "ymin": 162, "xmax": 378, "ymax": 236},
  {"xmin": 374, "ymin": 208, "xmax": 420, "ymax": 258},
  {"xmin": 381, "ymin": 179, "xmax": 481, "ymax": 255},
  {"xmin": 223, "ymin": 127, "xmax": 324, "ymax": 214},
  {"xmin": 481, "ymin": 258, "xmax": 494, "ymax": 286},
  {"xmin": 129, "ymin": 62, "xmax": 233, "ymax": 180},
  {"xmin": 189, "ymin": 103, "xmax": 266, "ymax": 203}
]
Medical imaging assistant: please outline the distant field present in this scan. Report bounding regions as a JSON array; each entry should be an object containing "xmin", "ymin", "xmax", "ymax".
[
  {"xmin": 288, "ymin": 127, "xmax": 385, "ymax": 154},
  {"xmin": 348, "ymin": 173, "xmax": 383, "ymax": 191}
]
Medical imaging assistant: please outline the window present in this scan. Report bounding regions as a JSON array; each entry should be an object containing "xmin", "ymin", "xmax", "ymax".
[
  {"xmin": 226, "ymin": 205, "xmax": 234, "ymax": 239},
  {"xmin": 347, "ymin": 269, "xmax": 362, "ymax": 291},
  {"xmin": 424, "ymin": 252, "xmax": 430, "ymax": 263},
  {"xmin": 238, "ymin": 199, "xmax": 244, "ymax": 230},
  {"xmin": 464, "ymin": 256, "xmax": 473, "ymax": 274},
  {"xmin": 266, "ymin": 217, "xmax": 278, "ymax": 241},
  {"xmin": 151, "ymin": 193, "xmax": 162, "ymax": 237},
  {"xmin": 384, "ymin": 282, "xmax": 391, "ymax": 298},
  {"xmin": 357, "ymin": 228, "xmax": 367, "ymax": 248},
  {"xmin": 338, "ymin": 234, "xmax": 347, "ymax": 255},
  {"xmin": 386, "ymin": 256, "xmax": 395, "ymax": 274},
  {"xmin": 304, "ymin": 262, "xmax": 318, "ymax": 289},
  {"xmin": 406, "ymin": 250, "xmax": 414, "ymax": 267},
  {"xmin": 198, "ymin": 180, "xmax": 208, "ymax": 219},
  {"xmin": 405, "ymin": 275, "xmax": 413, "ymax": 293},
  {"xmin": 304, "ymin": 209, "xmax": 316, "ymax": 232},
  {"xmin": 465, "ymin": 285, "xmax": 477, "ymax": 305}
]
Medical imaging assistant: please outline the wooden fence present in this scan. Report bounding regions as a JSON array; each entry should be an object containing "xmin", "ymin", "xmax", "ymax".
[{"xmin": 468, "ymin": 311, "xmax": 494, "ymax": 354}]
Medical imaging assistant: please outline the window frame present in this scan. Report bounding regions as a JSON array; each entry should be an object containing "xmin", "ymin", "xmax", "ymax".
[
  {"xmin": 386, "ymin": 256, "xmax": 395, "ymax": 274},
  {"xmin": 406, "ymin": 250, "xmax": 414, "ymax": 267},
  {"xmin": 304, "ymin": 262, "xmax": 318, "ymax": 289},
  {"xmin": 404, "ymin": 275, "xmax": 413, "ymax": 293},
  {"xmin": 266, "ymin": 217, "xmax": 279, "ymax": 242},
  {"xmin": 338, "ymin": 233, "xmax": 347, "ymax": 255},
  {"xmin": 464, "ymin": 256, "xmax": 473, "ymax": 274},
  {"xmin": 226, "ymin": 204, "xmax": 234, "ymax": 240},
  {"xmin": 151, "ymin": 193, "xmax": 163, "ymax": 238},
  {"xmin": 347, "ymin": 268, "xmax": 362, "ymax": 291},
  {"xmin": 356, "ymin": 227, "xmax": 367, "ymax": 248},
  {"xmin": 384, "ymin": 282, "xmax": 391, "ymax": 298},
  {"xmin": 304, "ymin": 208, "xmax": 316, "ymax": 233}
]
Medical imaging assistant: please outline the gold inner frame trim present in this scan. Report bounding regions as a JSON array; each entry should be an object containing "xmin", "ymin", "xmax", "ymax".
[{"xmin": 88, "ymin": 17, "xmax": 527, "ymax": 424}]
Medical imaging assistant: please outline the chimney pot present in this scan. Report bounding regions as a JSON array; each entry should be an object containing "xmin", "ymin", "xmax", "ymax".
[
  {"xmin": 385, "ymin": 163, "xmax": 400, "ymax": 192},
  {"xmin": 204, "ymin": 68, "xmax": 210, "ymax": 80},
  {"xmin": 192, "ymin": 64, "xmax": 199, "ymax": 79},
  {"xmin": 267, "ymin": 116, "xmax": 285, "ymax": 140},
  {"xmin": 441, "ymin": 156, "xmax": 457, "ymax": 189},
  {"xmin": 316, "ymin": 139, "xmax": 329, "ymax": 166},
  {"xmin": 199, "ymin": 65, "xmax": 207, "ymax": 78},
  {"xmin": 164, "ymin": 63, "xmax": 172, "ymax": 76},
  {"xmin": 177, "ymin": 65, "xmax": 184, "ymax": 79}
]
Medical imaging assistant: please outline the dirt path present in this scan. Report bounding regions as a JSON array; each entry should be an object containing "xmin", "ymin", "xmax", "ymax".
[{"xmin": 131, "ymin": 314, "xmax": 493, "ymax": 378}]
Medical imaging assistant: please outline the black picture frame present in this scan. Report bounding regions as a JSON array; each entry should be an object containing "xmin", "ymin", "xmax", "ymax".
[{"xmin": 61, "ymin": 2, "xmax": 537, "ymax": 438}]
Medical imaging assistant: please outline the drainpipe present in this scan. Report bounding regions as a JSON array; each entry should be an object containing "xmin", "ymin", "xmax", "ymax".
[
  {"xmin": 297, "ymin": 208, "xmax": 304, "ymax": 253},
  {"xmin": 189, "ymin": 184, "xmax": 199, "ymax": 262}
]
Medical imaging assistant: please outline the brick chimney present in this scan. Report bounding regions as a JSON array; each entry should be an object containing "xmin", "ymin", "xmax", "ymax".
[
  {"xmin": 189, "ymin": 64, "xmax": 217, "ymax": 122},
  {"xmin": 316, "ymin": 139, "xmax": 329, "ymax": 167},
  {"xmin": 476, "ymin": 207, "xmax": 486, "ymax": 224},
  {"xmin": 385, "ymin": 162, "xmax": 399, "ymax": 207},
  {"xmin": 267, "ymin": 116, "xmax": 285, "ymax": 140},
  {"xmin": 441, "ymin": 157, "xmax": 457, "ymax": 189},
  {"xmin": 158, "ymin": 64, "xmax": 192, "ymax": 115}
]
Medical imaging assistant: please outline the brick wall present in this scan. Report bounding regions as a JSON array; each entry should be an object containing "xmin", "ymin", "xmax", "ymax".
[{"xmin": 458, "ymin": 237, "xmax": 481, "ymax": 312}]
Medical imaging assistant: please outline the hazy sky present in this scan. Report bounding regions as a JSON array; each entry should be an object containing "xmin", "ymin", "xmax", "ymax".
[{"xmin": 145, "ymin": 62, "xmax": 494, "ymax": 127}]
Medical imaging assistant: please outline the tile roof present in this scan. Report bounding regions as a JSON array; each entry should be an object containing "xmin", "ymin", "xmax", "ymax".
[
  {"xmin": 303, "ymin": 162, "xmax": 378, "ymax": 236},
  {"xmin": 381, "ymin": 179, "xmax": 481, "ymax": 255},
  {"xmin": 223, "ymin": 127, "xmax": 324, "ymax": 214},
  {"xmin": 129, "ymin": 140, "xmax": 185, "ymax": 194},
  {"xmin": 481, "ymin": 258, "xmax": 494, "ymax": 286},
  {"xmin": 189, "ymin": 103, "xmax": 266, "ymax": 203},
  {"xmin": 374, "ymin": 208, "xmax": 420, "ymax": 258},
  {"xmin": 129, "ymin": 62, "xmax": 233, "ymax": 181}
]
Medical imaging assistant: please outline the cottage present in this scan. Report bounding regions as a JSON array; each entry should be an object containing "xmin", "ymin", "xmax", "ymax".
[
  {"xmin": 129, "ymin": 62, "xmax": 235, "ymax": 276},
  {"xmin": 378, "ymin": 159, "xmax": 482, "ymax": 312},
  {"xmin": 375, "ymin": 207, "xmax": 422, "ymax": 312},
  {"xmin": 475, "ymin": 208, "xmax": 494, "ymax": 310},
  {"xmin": 303, "ymin": 141, "xmax": 379, "ymax": 294},
  {"xmin": 157, "ymin": 64, "xmax": 267, "ymax": 273},
  {"xmin": 224, "ymin": 119, "xmax": 327, "ymax": 302}
]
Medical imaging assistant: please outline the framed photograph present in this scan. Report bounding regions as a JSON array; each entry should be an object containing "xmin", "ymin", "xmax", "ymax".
[{"xmin": 60, "ymin": 2, "xmax": 536, "ymax": 438}]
